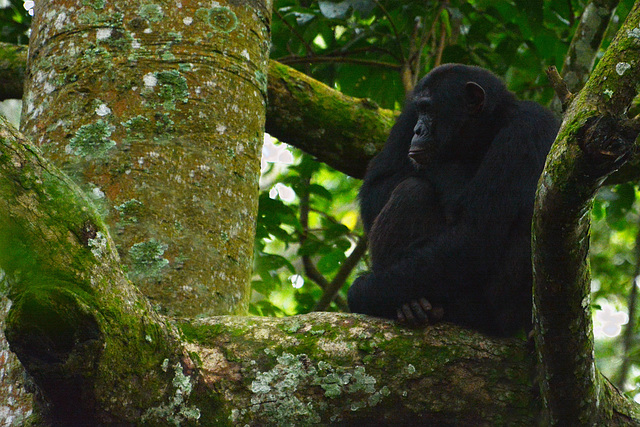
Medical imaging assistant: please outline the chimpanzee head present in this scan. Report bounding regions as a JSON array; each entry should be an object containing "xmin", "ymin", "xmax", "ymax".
[{"xmin": 408, "ymin": 64, "xmax": 514, "ymax": 165}]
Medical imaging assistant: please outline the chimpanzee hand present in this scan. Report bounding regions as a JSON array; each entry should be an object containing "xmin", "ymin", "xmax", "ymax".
[{"xmin": 396, "ymin": 297, "xmax": 444, "ymax": 327}]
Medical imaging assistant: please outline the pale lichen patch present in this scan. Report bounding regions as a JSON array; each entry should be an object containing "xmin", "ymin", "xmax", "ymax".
[
  {"xmin": 96, "ymin": 28, "xmax": 112, "ymax": 40},
  {"xmin": 128, "ymin": 239, "xmax": 169, "ymax": 277},
  {"xmin": 68, "ymin": 120, "xmax": 116, "ymax": 157},
  {"xmin": 142, "ymin": 362, "xmax": 201, "ymax": 425},
  {"xmin": 616, "ymin": 62, "xmax": 631, "ymax": 76},
  {"xmin": 184, "ymin": 343, "xmax": 241, "ymax": 385},
  {"xmin": 138, "ymin": 4, "xmax": 164, "ymax": 22}
]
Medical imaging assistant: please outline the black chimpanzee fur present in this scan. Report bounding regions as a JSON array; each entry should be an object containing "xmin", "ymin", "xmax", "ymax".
[{"xmin": 348, "ymin": 64, "xmax": 559, "ymax": 335}]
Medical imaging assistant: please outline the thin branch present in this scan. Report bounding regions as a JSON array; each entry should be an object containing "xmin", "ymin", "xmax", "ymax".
[
  {"xmin": 546, "ymin": 65, "xmax": 573, "ymax": 111},
  {"xmin": 424, "ymin": 1, "xmax": 447, "ymax": 57},
  {"xmin": 567, "ymin": 0, "xmax": 576, "ymax": 27},
  {"xmin": 434, "ymin": 16, "xmax": 447, "ymax": 67},
  {"xmin": 273, "ymin": 7, "xmax": 315, "ymax": 55},
  {"xmin": 335, "ymin": 46, "xmax": 403, "ymax": 62},
  {"xmin": 401, "ymin": 18, "xmax": 422, "ymax": 93},
  {"xmin": 278, "ymin": 55, "xmax": 402, "ymax": 70},
  {"xmin": 403, "ymin": 1, "xmax": 449, "ymax": 91},
  {"xmin": 314, "ymin": 235, "xmax": 368, "ymax": 311},
  {"xmin": 374, "ymin": 0, "xmax": 406, "ymax": 63},
  {"xmin": 615, "ymin": 223, "xmax": 640, "ymax": 387},
  {"xmin": 299, "ymin": 173, "xmax": 330, "ymax": 290},
  {"xmin": 297, "ymin": 167, "xmax": 357, "ymax": 312}
]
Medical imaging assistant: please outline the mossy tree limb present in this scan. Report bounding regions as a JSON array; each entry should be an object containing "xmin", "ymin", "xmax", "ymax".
[
  {"xmin": 0, "ymin": 116, "xmax": 183, "ymax": 424},
  {"xmin": 265, "ymin": 61, "xmax": 397, "ymax": 179},
  {"xmin": 533, "ymin": 1, "xmax": 640, "ymax": 423},
  {"xmin": 176, "ymin": 313, "xmax": 537, "ymax": 426}
]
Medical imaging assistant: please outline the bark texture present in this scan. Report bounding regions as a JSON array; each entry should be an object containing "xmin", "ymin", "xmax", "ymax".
[
  {"xmin": 18, "ymin": 0, "xmax": 271, "ymax": 317},
  {"xmin": 177, "ymin": 313, "xmax": 537, "ymax": 426},
  {"xmin": 0, "ymin": 116, "xmax": 182, "ymax": 424}
]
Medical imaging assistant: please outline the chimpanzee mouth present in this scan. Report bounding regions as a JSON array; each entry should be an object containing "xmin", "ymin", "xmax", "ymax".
[{"xmin": 408, "ymin": 148, "xmax": 430, "ymax": 165}]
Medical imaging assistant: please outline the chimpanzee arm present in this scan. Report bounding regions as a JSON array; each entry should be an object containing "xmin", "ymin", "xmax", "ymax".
[
  {"xmin": 368, "ymin": 177, "xmax": 444, "ymax": 271},
  {"xmin": 359, "ymin": 102, "xmax": 418, "ymax": 232}
]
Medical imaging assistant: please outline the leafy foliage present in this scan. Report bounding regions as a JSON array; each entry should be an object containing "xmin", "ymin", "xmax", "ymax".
[
  {"xmin": 270, "ymin": 0, "xmax": 591, "ymax": 106},
  {"xmin": 251, "ymin": 144, "xmax": 362, "ymax": 316},
  {"xmin": 0, "ymin": 0, "xmax": 30, "ymax": 44}
]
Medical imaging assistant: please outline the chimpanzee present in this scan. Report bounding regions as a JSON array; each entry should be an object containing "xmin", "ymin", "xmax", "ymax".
[{"xmin": 348, "ymin": 64, "xmax": 560, "ymax": 336}]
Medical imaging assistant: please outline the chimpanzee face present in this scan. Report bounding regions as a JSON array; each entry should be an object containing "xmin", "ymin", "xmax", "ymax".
[{"xmin": 409, "ymin": 81, "xmax": 486, "ymax": 165}]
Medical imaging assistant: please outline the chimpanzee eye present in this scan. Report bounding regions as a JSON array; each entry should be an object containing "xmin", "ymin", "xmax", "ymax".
[{"xmin": 415, "ymin": 97, "xmax": 433, "ymax": 114}]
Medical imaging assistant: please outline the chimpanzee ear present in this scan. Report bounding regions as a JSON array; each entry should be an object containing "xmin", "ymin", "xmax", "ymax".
[{"xmin": 465, "ymin": 81, "xmax": 485, "ymax": 116}]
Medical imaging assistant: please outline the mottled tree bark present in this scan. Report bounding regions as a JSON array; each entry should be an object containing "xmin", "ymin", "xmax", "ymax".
[
  {"xmin": 19, "ymin": 0, "xmax": 271, "ymax": 318},
  {"xmin": 0, "ymin": 116, "xmax": 183, "ymax": 424}
]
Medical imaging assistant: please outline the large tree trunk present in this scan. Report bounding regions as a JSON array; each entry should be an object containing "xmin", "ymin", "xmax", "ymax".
[
  {"xmin": 19, "ymin": 0, "xmax": 270, "ymax": 318},
  {"xmin": 1, "ymin": 0, "xmax": 272, "ymax": 423}
]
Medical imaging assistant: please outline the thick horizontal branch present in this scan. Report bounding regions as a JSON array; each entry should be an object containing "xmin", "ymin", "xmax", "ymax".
[
  {"xmin": 266, "ymin": 60, "xmax": 396, "ymax": 178},
  {"xmin": 178, "ymin": 313, "xmax": 537, "ymax": 425}
]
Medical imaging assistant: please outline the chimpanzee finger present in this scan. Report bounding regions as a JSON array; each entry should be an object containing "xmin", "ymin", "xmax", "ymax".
[
  {"xmin": 418, "ymin": 298, "xmax": 432, "ymax": 313},
  {"xmin": 410, "ymin": 300, "xmax": 429, "ymax": 324},
  {"xmin": 401, "ymin": 303, "xmax": 416, "ymax": 324},
  {"xmin": 417, "ymin": 298, "xmax": 444, "ymax": 323}
]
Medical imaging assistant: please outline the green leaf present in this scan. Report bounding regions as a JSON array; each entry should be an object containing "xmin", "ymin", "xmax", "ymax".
[{"xmin": 317, "ymin": 250, "xmax": 347, "ymax": 274}]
